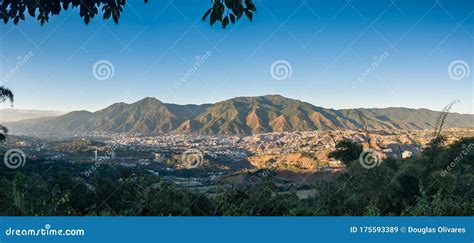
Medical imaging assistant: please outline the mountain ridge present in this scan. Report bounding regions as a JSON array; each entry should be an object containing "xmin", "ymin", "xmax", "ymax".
[{"xmin": 6, "ymin": 95, "xmax": 474, "ymax": 135}]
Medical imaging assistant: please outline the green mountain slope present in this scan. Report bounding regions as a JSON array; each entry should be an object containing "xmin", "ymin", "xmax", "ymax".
[{"xmin": 7, "ymin": 95, "xmax": 473, "ymax": 135}]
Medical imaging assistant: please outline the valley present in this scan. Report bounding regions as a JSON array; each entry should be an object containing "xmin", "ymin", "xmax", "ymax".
[{"xmin": 2, "ymin": 128, "xmax": 472, "ymax": 199}]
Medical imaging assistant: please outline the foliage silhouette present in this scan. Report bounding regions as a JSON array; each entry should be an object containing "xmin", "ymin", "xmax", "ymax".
[
  {"xmin": 0, "ymin": 86, "xmax": 13, "ymax": 142},
  {"xmin": 329, "ymin": 138, "xmax": 363, "ymax": 165},
  {"xmin": 0, "ymin": 0, "xmax": 256, "ymax": 28}
]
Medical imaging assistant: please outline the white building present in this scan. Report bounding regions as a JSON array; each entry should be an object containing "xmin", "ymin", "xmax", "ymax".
[{"xmin": 402, "ymin": 150, "xmax": 413, "ymax": 159}]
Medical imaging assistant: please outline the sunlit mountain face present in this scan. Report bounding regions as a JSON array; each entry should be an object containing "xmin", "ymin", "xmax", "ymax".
[{"xmin": 8, "ymin": 95, "xmax": 473, "ymax": 136}]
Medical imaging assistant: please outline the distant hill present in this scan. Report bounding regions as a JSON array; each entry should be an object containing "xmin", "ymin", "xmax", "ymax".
[
  {"xmin": 0, "ymin": 109, "xmax": 66, "ymax": 122},
  {"xmin": 7, "ymin": 95, "xmax": 473, "ymax": 135}
]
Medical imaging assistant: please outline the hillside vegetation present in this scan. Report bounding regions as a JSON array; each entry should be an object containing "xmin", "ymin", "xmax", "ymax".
[
  {"xmin": 1, "ymin": 137, "xmax": 472, "ymax": 216},
  {"xmin": 8, "ymin": 95, "xmax": 473, "ymax": 135}
]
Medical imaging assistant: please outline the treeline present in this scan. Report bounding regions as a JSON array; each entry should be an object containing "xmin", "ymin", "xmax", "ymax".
[{"xmin": 0, "ymin": 137, "xmax": 472, "ymax": 216}]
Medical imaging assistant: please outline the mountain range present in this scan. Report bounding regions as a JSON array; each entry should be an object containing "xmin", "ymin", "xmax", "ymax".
[{"xmin": 6, "ymin": 95, "xmax": 473, "ymax": 135}]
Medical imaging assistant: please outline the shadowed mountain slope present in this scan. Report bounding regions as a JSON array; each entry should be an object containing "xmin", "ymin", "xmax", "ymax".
[{"xmin": 7, "ymin": 95, "xmax": 473, "ymax": 135}]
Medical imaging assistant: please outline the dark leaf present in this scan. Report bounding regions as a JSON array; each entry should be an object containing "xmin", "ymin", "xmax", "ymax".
[
  {"xmin": 222, "ymin": 16, "xmax": 229, "ymax": 28},
  {"xmin": 245, "ymin": 9, "xmax": 253, "ymax": 22},
  {"xmin": 202, "ymin": 8, "xmax": 212, "ymax": 21}
]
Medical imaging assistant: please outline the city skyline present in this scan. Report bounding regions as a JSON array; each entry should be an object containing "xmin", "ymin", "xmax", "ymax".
[{"xmin": 0, "ymin": 0, "xmax": 472, "ymax": 113}]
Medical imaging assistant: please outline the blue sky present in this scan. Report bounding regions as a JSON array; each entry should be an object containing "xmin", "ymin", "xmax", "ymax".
[{"xmin": 0, "ymin": 0, "xmax": 472, "ymax": 113}]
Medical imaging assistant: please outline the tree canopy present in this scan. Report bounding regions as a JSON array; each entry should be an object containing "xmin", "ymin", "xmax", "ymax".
[
  {"xmin": 1, "ymin": 137, "xmax": 472, "ymax": 216},
  {"xmin": 0, "ymin": 86, "xmax": 14, "ymax": 142},
  {"xmin": 0, "ymin": 0, "xmax": 256, "ymax": 28}
]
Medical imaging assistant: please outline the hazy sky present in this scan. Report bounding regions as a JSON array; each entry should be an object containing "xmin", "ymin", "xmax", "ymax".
[{"xmin": 0, "ymin": 0, "xmax": 472, "ymax": 113}]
